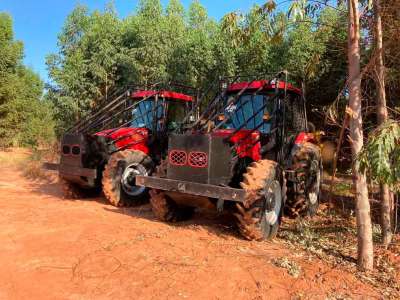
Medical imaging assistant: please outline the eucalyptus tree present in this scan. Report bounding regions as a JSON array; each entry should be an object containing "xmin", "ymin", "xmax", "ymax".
[
  {"xmin": 220, "ymin": 4, "xmax": 277, "ymax": 76},
  {"xmin": 176, "ymin": 0, "xmax": 219, "ymax": 89},
  {"xmin": 373, "ymin": 0, "xmax": 392, "ymax": 247},
  {"xmin": 164, "ymin": 0, "xmax": 187, "ymax": 83},
  {"xmin": 287, "ymin": 0, "xmax": 374, "ymax": 270},
  {"xmin": 0, "ymin": 13, "xmax": 54, "ymax": 147},
  {"xmin": 47, "ymin": 4, "xmax": 126, "ymax": 120},
  {"xmin": 0, "ymin": 12, "xmax": 23, "ymax": 109},
  {"xmin": 124, "ymin": 0, "xmax": 169, "ymax": 85}
]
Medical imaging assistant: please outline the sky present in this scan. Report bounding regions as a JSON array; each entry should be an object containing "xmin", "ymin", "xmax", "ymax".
[{"xmin": 0, "ymin": 0, "xmax": 265, "ymax": 83}]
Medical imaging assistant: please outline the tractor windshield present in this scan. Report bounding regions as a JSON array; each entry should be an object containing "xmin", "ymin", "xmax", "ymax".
[
  {"xmin": 221, "ymin": 94, "xmax": 275, "ymax": 133},
  {"xmin": 130, "ymin": 99, "xmax": 164, "ymax": 129},
  {"xmin": 130, "ymin": 98, "xmax": 189, "ymax": 131},
  {"xmin": 167, "ymin": 100, "xmax": 187, "ymax": 131}
]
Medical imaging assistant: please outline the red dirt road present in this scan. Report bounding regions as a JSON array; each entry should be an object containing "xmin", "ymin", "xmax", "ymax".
[{"xmin": 0, "ymin": 164, "xmax": 380, "ymax": 299}]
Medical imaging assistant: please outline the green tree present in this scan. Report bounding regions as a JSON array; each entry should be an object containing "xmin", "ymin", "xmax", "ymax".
[
  {"xmin": 174, "ymin": 0, "xmax": 219, "ymax": 88},
  {"xmin": 0, "ymin": 13, "xmax": 54, "ymax": 148},
  {"xmin": 0, "ymin": 13, "xmax": 23, "ymax": 108},
  {"xmin": 220, "ymin": 5, "xmax": 275, "ymax": 76},
  {"xmin": 47, "ymin": 4, "xmax": 126, "ymax": 124},
  {"xmin": 123, "ymin": 0, "xmax": 167, "ymax": 85},
  {"xmin": 47, "ymin": 0, "xmax": 352, "ymax": 138}
]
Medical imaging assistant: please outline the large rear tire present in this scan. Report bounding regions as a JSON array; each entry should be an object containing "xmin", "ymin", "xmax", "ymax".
[
  {"xmin": 234, "ymin": 160, "xmax": 284, "ymax": 241},
  {"xmin": 286, "ymin": 142, "xmax": 322, "ymax": 217},
  {"xmin": 102, "ymin": 150, "xmax": 153, "ymax": 207}
]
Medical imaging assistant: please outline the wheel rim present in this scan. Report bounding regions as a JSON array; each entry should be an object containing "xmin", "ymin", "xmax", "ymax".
[
  {"xmin": 308, "ymin": 160, "xmax": 321, "ymax": 205},
  {"xmin": 121, "ymin": 163, "xmax": 148, "ymax": 196},
  {"xmin": 264, "ymin": 180, "xmax": 282, "ymax": 225}
]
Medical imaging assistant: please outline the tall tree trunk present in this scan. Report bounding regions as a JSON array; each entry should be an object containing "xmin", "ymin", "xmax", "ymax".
[
  {"xmin": 348, "ymin": 0, "xmax": 374, "ymax": 271},
  {"xmin": 374, "ymin": 0, "xmax": 392, "ymax": 247}
]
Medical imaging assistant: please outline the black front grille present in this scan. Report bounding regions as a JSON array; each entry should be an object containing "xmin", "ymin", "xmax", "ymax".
[
  {"xmin": 188, "ymin": 151, "xmax": 208, "ymax": 168},
  {"xmin": 169, "ymin": 150, "xmax": 187, "ymax": 166},
  {"xmin": 167, "ymin": 134, "xmax": 231, "ymax": 186},
  {"xmin": 60, "ymin": 134, "xmax": 86, "ymax": 169}
]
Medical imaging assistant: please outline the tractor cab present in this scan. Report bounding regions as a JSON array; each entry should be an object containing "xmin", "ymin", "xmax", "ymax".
[
  {"xmin": 211, "ymin": 80, "xmax": 306, "ymax": 163},
  {"xmin": 96, "ymin": 90, "xmax": 195, "ymax": 155},
  {"xmin": 128, "ymin": 90, "xmax": 194, "ymax": 134},
  {"xmin": 219, "ymin": 92, "xmax": 275, "ymax": 133}
]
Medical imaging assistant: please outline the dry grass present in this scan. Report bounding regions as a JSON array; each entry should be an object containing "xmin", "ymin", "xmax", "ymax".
[
  {"xmin": 23, "ymin": 146, "xmax": 59, "ymax": 180},
  {"xmin": 23, "ymin": 159, "xmax": 49, "ymax": 180},
  {"xmin": 0, "ymin": 148, "xmax": 31, "ymax": 167},
  {"xmin": 272, "ymin": 257, "xmax": 302, "ymax": 278},
  {"xmin": 0, "ymin": 147, "xmax": 59, "ymax": 181},
  {"xmin": 279, "ymin": 211, "xmax": 400, "ymax": 299}
]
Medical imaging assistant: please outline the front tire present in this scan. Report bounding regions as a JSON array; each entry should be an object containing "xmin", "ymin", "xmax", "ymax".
[
  {"xmin": 149, "ymin": 159, "xmax": 194, "ymax": 222},
  {"xmin": 235, "ymin": 160, "xmax": 284, "ymax": 241},
  {"xmin": 306, "ymin": 159, "xmax": 322, "ymax": 216},
  {"xmin": 149, "ymin": 190, "xmax": 194, "ymax": 222},
  {"xmin": 102, "ymin": 150, "xmax": 153, "ymax": 207}
]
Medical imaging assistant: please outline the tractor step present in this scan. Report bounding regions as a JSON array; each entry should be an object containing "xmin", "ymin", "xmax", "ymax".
[{"xmin": 136, "ymin": 176, "xmax": 246, "ymax": 202}]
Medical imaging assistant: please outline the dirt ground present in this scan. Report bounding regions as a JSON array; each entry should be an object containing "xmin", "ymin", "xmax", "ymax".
[{"xmin": 0, "ymin": 151, "xmax": 388, "ymax": 299}]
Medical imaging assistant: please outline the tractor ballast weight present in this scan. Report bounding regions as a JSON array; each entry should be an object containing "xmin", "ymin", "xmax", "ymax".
[{"xmin": 137, "ymin": 73, "xmax": 323, "ymax": 241}]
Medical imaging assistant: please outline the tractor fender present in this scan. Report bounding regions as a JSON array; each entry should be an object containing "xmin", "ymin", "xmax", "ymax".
[{"xmin": 95, "ymin": 127, "xmax": 149, "ymax": 154}]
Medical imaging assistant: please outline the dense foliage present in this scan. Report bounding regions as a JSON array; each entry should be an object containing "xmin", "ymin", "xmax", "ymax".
[
  {"xmin": 46, "ymin": 0, "xmax": 348, "ymax": 133},
  {"xmin": 3, "ymin": 0, "xmax": 398, "ymax": 159},
  {"xmin": 0, "ymin": 13, "xmax": 54, "ymax": 148},
  {"xmin": 359, "ymin": 120, "xmax": 400, "ymax": 190}
]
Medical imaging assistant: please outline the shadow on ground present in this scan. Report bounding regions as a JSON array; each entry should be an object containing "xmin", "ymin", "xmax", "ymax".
[
  {"xmin": 104, "ymin": 205, "xmax": 242, "ymax": 240},
  {"xmin": 28, "ymin": 172, "xmax": 242, "ymax": 240}
]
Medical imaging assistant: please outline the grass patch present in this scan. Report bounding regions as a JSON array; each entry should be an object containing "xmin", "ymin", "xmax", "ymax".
[
  {"xmin": 272, "ymin": 257, "xmax": 301, "ymax": 278},
  {"xmin": 0, "ymin": 148, "xmax": 31, "ymax": 167},
  {"xmin": 279, "ymin": 212, "xmax": 400, "ymax": 298},
  {"xmin": 332, "ymin": 182, "xmax": 354, "ymax": 197},
  {"xmin": 0, "ymin": 147, "xmax": 59, "ymax": 180},
  {"xmin": 21, "ymin": 147, "xmax": 59, "ymax": 180}
]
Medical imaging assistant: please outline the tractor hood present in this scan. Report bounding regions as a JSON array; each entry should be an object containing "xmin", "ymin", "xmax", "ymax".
[{"xmin": 95, "ymin": 127, "xmax": 149, "ymax": 154}]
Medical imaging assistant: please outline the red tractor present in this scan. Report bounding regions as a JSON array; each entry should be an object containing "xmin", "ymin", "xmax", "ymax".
[
  {"xmin": 47, "ymin": 85, "xmax": 197, "ymax": 207},
  {"xmin": 137, "ymin": 74, "xmax": 322, "ymax": 240}
]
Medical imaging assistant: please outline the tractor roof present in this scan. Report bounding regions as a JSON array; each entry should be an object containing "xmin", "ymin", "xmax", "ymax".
[
  {"xmin": 131, "ymin": 90, "xmax": 193, "ymax": 102},
  {"xmin": 227, "ymin": 80, "xmax": 302, "ymax": 96}
]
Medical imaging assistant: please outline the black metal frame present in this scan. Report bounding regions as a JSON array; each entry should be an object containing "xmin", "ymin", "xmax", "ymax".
[
  {"xmin": 68, "ymin": 81, "xmax": 199, "ymax": 135},
  {"xmin": 136, "ymin": 176, "xmax": 246, "ymax": 202}
]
